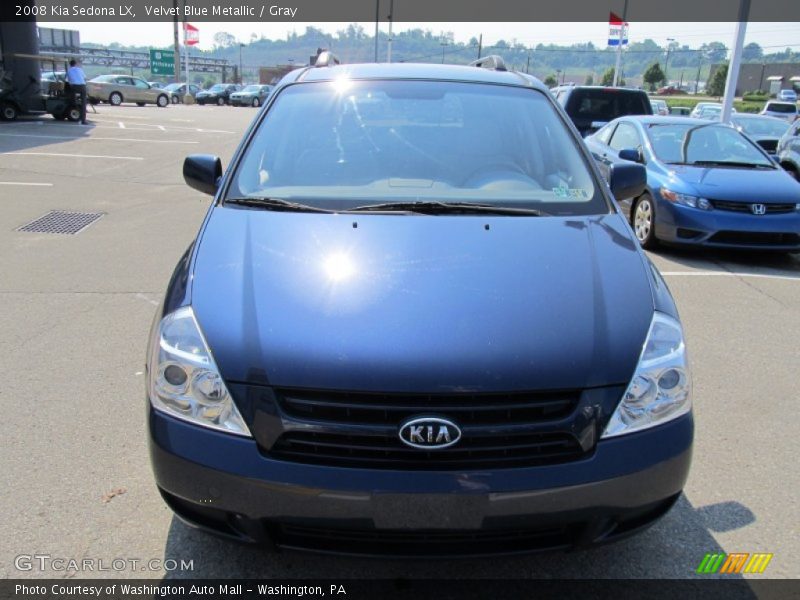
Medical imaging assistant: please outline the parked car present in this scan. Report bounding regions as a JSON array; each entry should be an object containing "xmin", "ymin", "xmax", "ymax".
[
  {"xmin": 656, "ymin": 86, "xmax": 682, "ymax": 95},
  {"xmin": 41, "ymin": 70, "xmax": 66, "ymax": 83},
  {"xmin": 551, "ymin": 85, "xmax": 652, "ymax": 136},
  {"xmin": 760, "ymin": 101, "xmax": 799, "ymax": 124},
  {"xmin": 195, "ymin": 83, "xmax": 241, "ymax": 105},
  {"xmin": 730, "ymin": 114, "xmax": 790, "ymax": 156},
  {"xmin": 586, "ymin": 116, "xmax": 800, "ymax": 251},
  {"xmin": 148, "ymin": 82, "xmax": 165, "ymax": 89},
  {"xmin": 650, "ymin": 99, "xmax": 668, "ymax": 116},
  {"xmin": 148, "ymin": 58, "xmax": 694, "ymax": 556},
  {"xmin": 669, "ymin": 106, "xmax": 691, "ymax": 116},
  {"xmin": 230, "ymin": 84, "xmax": 273, "ymax": 107},
  {"xmin": 164, "ymin": 82, "xmax": 200, "ymax": 104},
  {"xmin": 777, "ymin": 89, "xmax": 798, "ymax": 103},
  {"xmin": 87, "ymin": 75, "xmax": 170, "ymax": 107},
  {"xmin": 776, "ymin": 118, "xmax": 800, "ymax": 181}
]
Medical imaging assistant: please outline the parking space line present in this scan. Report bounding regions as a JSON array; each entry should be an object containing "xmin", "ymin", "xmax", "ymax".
[
  {"xmin": 0, "ymin": 133, "xmax": 197, "ymax": 144},
  {"xmin": 118, "ymin": 121, "xmax": 125, "ymax": 129},
  {"xmin": 1, "ymin": 152, "xmax": 143, "ymax": 160},
  {"xmin": 0, "ymin": 181, "xmax": 53, "ymax": 186},
  {"xmin": 662, "ymin": 270, "xmax": 800, "ymax": 282}
]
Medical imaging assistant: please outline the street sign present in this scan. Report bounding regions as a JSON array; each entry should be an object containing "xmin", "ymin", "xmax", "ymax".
[{"xmin": 150, "ymin": 49, "xmax": 175, "ymax": 75}]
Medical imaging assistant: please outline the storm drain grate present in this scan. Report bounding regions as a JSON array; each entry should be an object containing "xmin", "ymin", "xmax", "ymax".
[{"xmin": 17, "ymin": 211, "xmax": 104, "ymax": 235}]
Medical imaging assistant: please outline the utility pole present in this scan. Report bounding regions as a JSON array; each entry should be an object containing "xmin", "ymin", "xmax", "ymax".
[
  {"xmin": 239, "ymin": 43, "xmax": 245, "ymax": 83},
  {"xmin": 374, "ymin": 0, "xmax": 379, "ymax": 62},
  {"xmin": 526, "ymin": 47, "xmax": 531, "ymax": 74},
  {"xmin": 386, "ymin": 0, "xmax": 394, "ymax": 63},
  {"xmin": 477, "ymin": 34, "xmax": 482, "ymax": 60},
  {"xmin": 664, "ymin": 37, "xmax": 675, "ymax": 85},
  {"xmin": 440, "ymin": 32, "xmax": 448, "ymax": 64},
  {"xmin": 172, "ymin": 0, "xmax": 181, "ymax": 81},
  {"xmin": 612, "ymin": 0, "xmax": 628, "ymax": 87},
  {"xmin": 695, "ymin": 50, "xmax": 703, "ymax": 94},
  {"xmin": 182, "ymin": 0, "xmax": 189, "ymax": 84},
  {"xmin": 721, "ymin": 0, "xmax": 750, "ymax": 123}
]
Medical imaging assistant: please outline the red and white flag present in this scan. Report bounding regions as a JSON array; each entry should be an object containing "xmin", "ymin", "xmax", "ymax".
[
  {"xmin": 184, "ymin": 23, "xmax": 199, "ymax": 46},
  {"xmin": 608, "ymin": 12, "xmax": 629, "ymax": 46}
]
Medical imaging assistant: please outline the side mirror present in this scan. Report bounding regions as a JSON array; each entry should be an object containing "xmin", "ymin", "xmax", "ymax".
[
  {"xmin": 183, "ymin": 154, "xmax": 222, "ymax": 196},
  {"xmin": 609, "ymin": 162, "xmax": 647, "ymax": 200},
  {"xmin": 618, "ymin": 147, "xmax": 643, "ymax": 163}
]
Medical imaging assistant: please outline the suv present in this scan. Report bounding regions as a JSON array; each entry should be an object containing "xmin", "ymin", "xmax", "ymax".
[
  {"xmin": 760, "ymin": 100, "xmax": 799, "ymax": 123},
  {"xmin": 148, "ymin": 56, "xmax": 692, "ymax": 556},
  {"xmin": 551, "ymin": 85, "xmax": 652, "ymax": 136}
]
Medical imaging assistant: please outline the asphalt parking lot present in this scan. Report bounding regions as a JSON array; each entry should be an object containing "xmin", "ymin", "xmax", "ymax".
[{"xmin": 1, "ymin": 103, "xmax": 798, "ymax": 581}]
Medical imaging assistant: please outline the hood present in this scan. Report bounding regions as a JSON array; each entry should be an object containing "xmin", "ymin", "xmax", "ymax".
[
  {"xmin": 665, "ymin": 164, "xmax": 800, "ymax": 203},
  {"xmin": 190, "ymin": 210, "xmax": 655, "ymax": 393}
]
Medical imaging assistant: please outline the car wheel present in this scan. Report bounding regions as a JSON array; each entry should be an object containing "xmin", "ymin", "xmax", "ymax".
[
  {"xmin": 66, "ymin": 107, "xmax": 81, "ymax": 121},
  {"xmin": 157, "ymin": 95, "xmax": 169, "ymax": 108},
  {"xmin": 217, "ymin": 97, "xmax": 225, "ymax": 106},
  {"xmin": 109, "ymin": 92, "xmax": 123, "ymax": 106},
  {"xmin": 171, "ymin": 95, "xmax": 180, "ymax": 104},
  {"xmin": 251, "ymin": 97, "xmax": 260, "ymax": 107},
  {"xmin": 632, "ymin": 194, "xmax": 658, "ymax": 249},
  {"xmin": 0, "ymin": 101, "xmax": 18, "ymax": 121}
]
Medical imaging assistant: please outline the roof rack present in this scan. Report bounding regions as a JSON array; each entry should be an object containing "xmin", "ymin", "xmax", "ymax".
[
  {"xmin": 314, "ymin": 51, "xmax": 340, "ymax": 68},
  {"xmin": 469, "ymin": 55, "xmax": 507, "ymax": 72}
]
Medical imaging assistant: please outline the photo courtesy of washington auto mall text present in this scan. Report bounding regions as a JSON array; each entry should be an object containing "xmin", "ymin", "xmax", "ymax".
[{"xmin": 1, "ymin": 0, "xmax": 799, "ymax": 598}]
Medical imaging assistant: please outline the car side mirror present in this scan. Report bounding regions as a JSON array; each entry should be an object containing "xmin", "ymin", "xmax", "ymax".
[
  {"xmin": 618, "ymin": 147, "xmax": 643, "ymax": 163},
  {"xmin": 183, "ymin": 154, "xmax": 222, "ymax": 196},
  {"xmin": 609, "ymin": 162, "xmax": 647, "ymax": 200}
]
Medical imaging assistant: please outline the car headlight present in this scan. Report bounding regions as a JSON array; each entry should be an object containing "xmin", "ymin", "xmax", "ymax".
[
  {"xmin": 602, "ymin": 312, "xmax": 691, "ymax": 438},
  {"xmin": 147, "ymin": 306, "xmax": 250, "ymax": 437},
  {"xmin": 660, "ymin": 187, "xmax": 712, "ymax": 210}
]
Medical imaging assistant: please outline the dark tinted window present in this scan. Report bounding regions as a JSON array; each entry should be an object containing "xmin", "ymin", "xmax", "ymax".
[
  {"xmin": 765, "ymin": 103, "xmax": 797, "ymax": 114},
  {"xmin": 567, "ymin": 89, "xmax": 650, "ymax": 122}
]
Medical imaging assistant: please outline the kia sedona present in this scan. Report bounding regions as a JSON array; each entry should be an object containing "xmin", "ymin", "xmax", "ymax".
[
  {"xmin": 586, "ymin": 116, "xmax": 800, "ymax": 251},
  {"xmin": 147, "ymin": 56, "xmax": 694, "ymax": 557}
]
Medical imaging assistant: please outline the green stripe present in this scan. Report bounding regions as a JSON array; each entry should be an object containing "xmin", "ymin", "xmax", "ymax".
[{"xmin": 697, "ymin": 553, "xmax": 725, "ymax": 574}]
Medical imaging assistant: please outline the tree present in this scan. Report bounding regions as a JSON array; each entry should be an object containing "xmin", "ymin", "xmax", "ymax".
[
  {"xmin": 600, "ymin": 67, "xmax": 624, "ymax": 87},
  {"xmin": 213, "ymin": 31, "xmax": 236, "ymax": 49},
  {"xmin": 700, "ymin": 41, "xmax": 727, "ymax": 64},
  {"xmin": 544, "ymin": 74, "xmax": 557, "ymax": 87},
  {"xmin": 742, "ymin": 42, "xmax": 763, "ymax": 62},
  {"xmin": 707, "ymin": 64, "xmax": 728, "ymax": 97},
  {"xmin": 584, "ymin": 74, "xmax": 594, "ymax": 85},
  {"xmin": 643, "ymin": 62, "xmax": 666, "ymax": 91}
]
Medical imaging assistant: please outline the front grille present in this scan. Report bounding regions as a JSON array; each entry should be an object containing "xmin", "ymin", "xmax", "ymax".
[
  {"xmin": 708, "ymin": 231, "xmax": 800, "ymax": 246},
  {"xmin": 273, "ymin": 523, "xmax": 575, "ymax": 556},
  {"xmin": 711, "ymin": 200, "xmax": 796, "ymax": 214},
  {"xmin": 271, "ymin": 430, "xmax": 586, "ymax": 470},
  {"xmin": 277, "ymin": 388, "xmax": 579, "ymax": 425}
]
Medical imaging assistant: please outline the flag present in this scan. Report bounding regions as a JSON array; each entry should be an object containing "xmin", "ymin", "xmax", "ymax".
[
  {"xmin": 608, "ymin": 12, "xmax": 629, "ymax": 46},
  {"xmin": 184, "ymin": 23, "xmax": 199, "ymax": 46}
]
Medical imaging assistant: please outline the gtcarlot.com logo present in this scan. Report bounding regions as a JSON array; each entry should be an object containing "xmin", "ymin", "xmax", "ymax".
[{"xmin": 696, "ymin": 552, "xmax": 773, "ymax": 574}]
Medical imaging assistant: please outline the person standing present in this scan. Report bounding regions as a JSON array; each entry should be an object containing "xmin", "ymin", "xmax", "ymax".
[{"xmin": 66, "ymin": 58, "xmax": 88, "ymax": 125}]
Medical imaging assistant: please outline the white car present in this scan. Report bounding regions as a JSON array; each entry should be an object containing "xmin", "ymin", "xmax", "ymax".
[
  {"xmin": 760, "ymin": 101, "xmax": 798, "ymax": 124},
  {"xmin": 777, "ymin": 89, "xmax": 797, "ymax": 103}
]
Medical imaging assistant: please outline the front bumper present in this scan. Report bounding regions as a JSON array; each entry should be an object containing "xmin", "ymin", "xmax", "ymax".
[
  {"xmin": 149, "ymin": 406, "xmax": 693, "ymax": 556},
  {"xmin": 655, "ymin": 200, "xmax": 800, "ymax": 250}
]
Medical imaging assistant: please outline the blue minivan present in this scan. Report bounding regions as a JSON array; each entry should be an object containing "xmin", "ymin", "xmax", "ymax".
[{"xmin": 147, "ymin": 56, "xmax": 693, "ymax": 556}]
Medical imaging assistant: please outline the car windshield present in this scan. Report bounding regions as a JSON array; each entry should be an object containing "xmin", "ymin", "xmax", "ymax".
[
  {"xmin": 209, "ymin": 84, "xmax": 225, "ymax": 92},
  {"xmin": 242, "ymin": 85, "xmax": 261, "ymax": 93},
  {"xmin": 734, "ymin": 117, "xmax": 790, "ymax": 138},
  {"xmin": 765, "ymin": 103, "xmax": 797, "ymax": 114},
  {"xmin": 164, "ymin": 83, "xmax": 181, "ymax": 91},
  {"xmin": 227, "ymin": 80, "xmax": 604, "ymax": 215},
  {"xmin": 646, "ymin": 123, "xmax": 774, "ymax": 167}
]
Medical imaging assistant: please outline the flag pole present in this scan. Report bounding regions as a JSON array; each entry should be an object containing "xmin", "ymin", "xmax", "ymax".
[{"xmin": 612, "ymin": 0, "xmax": 628, "ymax": 87}]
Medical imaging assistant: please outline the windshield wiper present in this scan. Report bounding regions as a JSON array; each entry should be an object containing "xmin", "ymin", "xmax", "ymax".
[
  {"xmin": 347, "ymin": 201, "xmax": 549, "ymax": 216},
  {"xmin": 225, "ymin": 197, "xmax": 335, "ymax": 213},
  {"xmin": 687, "ymin": 160, "xmax": 774, "ymax": 169}
]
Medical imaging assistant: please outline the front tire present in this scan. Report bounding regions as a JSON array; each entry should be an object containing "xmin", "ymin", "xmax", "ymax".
[
  {"xmin": 156, "ymin": 95, "xmax": 169, "ymax": 108},
  {"xmin": 171, "ymin": 94, "xmax": 180, "ymax": 104},
  {"xmin": 0, "ymin": 102, "xmax": 19, "ymax": 121},
  {"xmin": 109, "ymin": 92, "xmax": 123, "ymax": 106},
  {"xmin": 251, "ymin": 97, "xmax": 260, "ymax": 107},
  {"xmin": 216, "ymin": 97, "xmax": 225, "ymax": 106},
  {"xmin": 632, "ymin": 194, "xmax": 658, "ymax": 250},
  {"xmin": 66, "ymin": 107, "xmax": 81, "ymax": 121}
]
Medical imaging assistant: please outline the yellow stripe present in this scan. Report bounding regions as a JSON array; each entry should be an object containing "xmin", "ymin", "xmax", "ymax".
[{"xmin": 744, "ymin": 553, "xmax": 774, "ymax": 574}]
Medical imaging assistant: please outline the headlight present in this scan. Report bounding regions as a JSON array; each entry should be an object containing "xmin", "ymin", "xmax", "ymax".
[
  {"xmin": 660, "ymin": 187, "xmax": 712, "ymax": 210},
  {"xmin": 602, "ymin": 312, "xmax": 691, "ymax": 438},
  {"xmin": 147, "ymin": 306, "xmax": 250, "ymax": 437}
]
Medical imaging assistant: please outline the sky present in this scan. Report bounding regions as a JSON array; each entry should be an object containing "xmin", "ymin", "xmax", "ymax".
[{"xmin": 38, "ymin": 21, "xmax": 800, "ymax": 53}]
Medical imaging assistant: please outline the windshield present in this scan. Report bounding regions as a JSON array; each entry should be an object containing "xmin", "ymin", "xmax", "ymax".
[
  {"xmin": 765, "ymin": 103, "xmax": 797, "ymax": 114},
  {"xmin": 646, "ymin": 123, "xmax": 774, "ymax": 167},
  {"xmin": 209, "ymin": 84, "xmax": 225, "ymax": 92},
  {"xmin": 734, "ymin": 117, "xmax": 789, "ymax": 138},
  {"xmin": 164, "ymin": 83, "xmax": 181, "ymax": 91},
  {"xmin": 227, "ymin": 80, "xmax": 605, "ymax": 215},
  {"xmin": 242, "ymin": 85, "xmax": 260, "ymax": 93}
]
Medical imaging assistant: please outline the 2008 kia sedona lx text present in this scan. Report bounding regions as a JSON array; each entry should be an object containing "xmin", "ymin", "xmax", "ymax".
[{"xmin": 147, "ymin": 56, "xmax": 693, "ymax": 557}]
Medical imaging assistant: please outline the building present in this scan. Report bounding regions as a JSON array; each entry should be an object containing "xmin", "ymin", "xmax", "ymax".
[{"xmin": 710, "ymin": 62, "xmax": 800, "ymax": 96}]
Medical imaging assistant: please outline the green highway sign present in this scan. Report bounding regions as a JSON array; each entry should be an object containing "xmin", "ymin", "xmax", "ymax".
[{"xmin": 150, "ymin": 49, "xmax": 175, "ymax": 76}]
